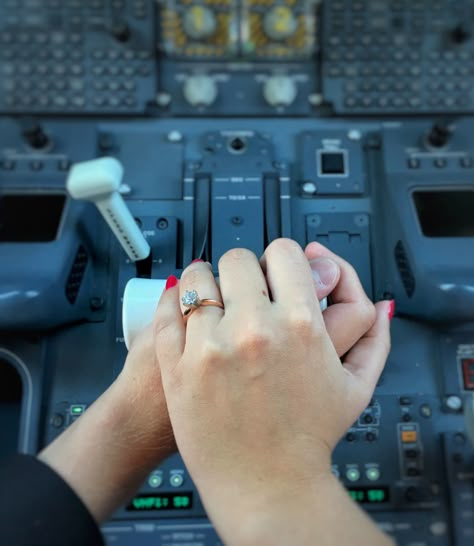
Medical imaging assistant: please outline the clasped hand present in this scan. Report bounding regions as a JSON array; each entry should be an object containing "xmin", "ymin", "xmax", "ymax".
[{"xmin": 40, "ymin": 239, "xmax": 393, "ymax": 546}]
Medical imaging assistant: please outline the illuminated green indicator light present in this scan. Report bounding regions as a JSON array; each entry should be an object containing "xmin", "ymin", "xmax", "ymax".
[
  {"xmin": 71, "ymin": 406, "xmax": 84, "ymax": 415},
  {"xmin": 148, "ymin": 473, "xmax": 162, "ymax": 488},
  {"xmin": 346, "ymin": 468, "xmax": 360, "ymax": 482},
  {"xmin": 366, "ymin": 467, "xmax": 381, "ymax": 482},
  {"xmin": 170, "ymin": 473, "xmax": 184, "ymax": 487}
]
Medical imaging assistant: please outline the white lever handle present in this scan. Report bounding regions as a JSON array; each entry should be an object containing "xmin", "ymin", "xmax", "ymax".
[{"xmin": 66, "ymin": 157, "xmax": 150, "ymax": 262}]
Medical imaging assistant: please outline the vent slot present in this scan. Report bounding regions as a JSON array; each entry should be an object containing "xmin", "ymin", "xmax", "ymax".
[
  {"xmin": 394, "ymin": 240, "xmax": 415, "ymax": 298},
  {"xmin": 65, "ymin": 245, "xmax": 88, "ymax": 304}
]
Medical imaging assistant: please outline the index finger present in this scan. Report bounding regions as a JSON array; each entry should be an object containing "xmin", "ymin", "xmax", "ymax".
[{"xmin": 261, "ymin": 239, "xmax": 321, "ymax": 315}]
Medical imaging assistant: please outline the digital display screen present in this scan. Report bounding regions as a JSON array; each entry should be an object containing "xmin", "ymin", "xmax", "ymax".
[
  {"xmin": 413, "ymin": 190, "xmax": 474, "ymax": 237},
  {"xmin": 320, "ymin": 152, "xmax": 346, "ymax": 175},
  {"xmin": 0, "ymin": 194, "xmax": 66, "ymax": 242},
  {"xmin": 348, "ymin": 487, "xmax": 390, "ymax": 504},
  {"xmin": 126, "ymin": 492, "xmax": 193, "ymax": 512}
]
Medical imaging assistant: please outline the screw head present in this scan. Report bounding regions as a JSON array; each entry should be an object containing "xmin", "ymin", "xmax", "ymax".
[
  {"xmin": 167, "ymin": 130, "xmax": 183, "ymax": 143},
  {"xmin": 348, "ymin": 129, "xmax": 362, "ymax": 141},
  {"xmin": 156, "ymin": 92, "xmax": 172, "ymax": 107}
]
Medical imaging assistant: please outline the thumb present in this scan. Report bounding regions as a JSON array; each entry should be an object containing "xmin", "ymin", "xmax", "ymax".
[
  {"xmin": 153, "ymin": 276, "xmax": 185, "ymax": 382},
  {"xmin": 308, "ymin": 258, "xmax": 340, "ymax": 301}
]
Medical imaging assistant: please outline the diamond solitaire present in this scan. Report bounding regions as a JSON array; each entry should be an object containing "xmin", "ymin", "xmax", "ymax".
[{"xmin": 182, "ymin": 290, "xmax": 200, "ymax": 307}]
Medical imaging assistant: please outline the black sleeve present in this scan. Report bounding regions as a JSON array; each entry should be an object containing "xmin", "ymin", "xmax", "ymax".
[{"xmin": 0, "ymin": 454, "xmax": 104, "ymax": 546}]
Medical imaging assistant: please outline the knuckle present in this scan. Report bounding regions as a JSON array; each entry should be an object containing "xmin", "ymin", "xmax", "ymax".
[
  {"xmin": 235, "ymin": 325, "xmax": 272, "ymax": 359},
  {"xmin": 200, "ymin": 338, "xmax": 226, "ymax": 366},
  {"xmin": 286, "ymin": 307, "xmax": 317, "ymax": 338},
  {"xmin": 219, "ymin": 247, "xmax": 256, "ymax": 268}
]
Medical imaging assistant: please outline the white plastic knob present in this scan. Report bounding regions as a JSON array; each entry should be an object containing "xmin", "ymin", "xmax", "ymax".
[
  {"xmin": 67, "ymin": 157, "xmax": 150, "ymax": 262},
  {"xmin": 122, "ymin": 278, "xmax": 328, "ymax": 350},
  {"xmin": 183, "ymin": 75, "xmax": 218, "ymax": 107},
  {"xmin": 123, "ymin": 278, "xmax": 166, "ymax": 350},
  {"xmin": 263, "ymin": 75, "xmax": 297, "ymax": 107}
]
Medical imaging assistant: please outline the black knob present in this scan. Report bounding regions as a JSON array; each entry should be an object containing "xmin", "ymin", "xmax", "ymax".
[
  {"xmin": 345, "ymin": 432, "xmax": 357, "ymax": 442},
  {"xmin": 111, "ymin": 21, "xmax": 130, "ymax": 42},
  {"xmin": 451, "ymin": 24, "xmax": 470, "ymax": 44},
  {"xmin": 22, "ymin": 121, "xmax": 51, "ymax": 150},
  {"xmin": 426, "ymin": 122, "xmax": 454, "ymax": 148}
]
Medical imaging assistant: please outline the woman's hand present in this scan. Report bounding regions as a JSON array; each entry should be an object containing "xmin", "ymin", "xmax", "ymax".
[{"xmin": 154, "ymin": 238, "xmax": 393, "ymax": 546}]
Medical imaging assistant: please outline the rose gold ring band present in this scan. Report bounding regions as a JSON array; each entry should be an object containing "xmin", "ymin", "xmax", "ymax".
[{"xmin": 182, "ymin": 291, "xmax": 224, "ymax": 324}]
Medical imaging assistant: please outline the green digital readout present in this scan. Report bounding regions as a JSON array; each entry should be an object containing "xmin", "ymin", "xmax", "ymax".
[
  {"xmin": 126, "ymin": 492, "xmax": 193, "ymax": 512},
  {"xmin": 348, "ymin": 487, "xmax": 389, "ymax": 504}
]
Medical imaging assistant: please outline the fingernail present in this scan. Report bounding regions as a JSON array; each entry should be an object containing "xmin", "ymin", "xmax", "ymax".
[
  {"xmin": 309, "ymin": 258, "xmax": 339, "ymax": 287},
  {"xmin": 165, "ymin": 275, "xmax": 178, "ymax": 290},
  {"xmin": 388, "ymin": 300, "xmax": 395, "ymax": 321},
  {"xmin": 191, "ymin": 259, "xmax": 204, "ymax": 264}
]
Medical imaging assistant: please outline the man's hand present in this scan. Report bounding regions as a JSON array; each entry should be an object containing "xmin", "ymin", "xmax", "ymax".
[{"xmin": 39, "ymin": 325, "xmax": 175, "ymax": 523}]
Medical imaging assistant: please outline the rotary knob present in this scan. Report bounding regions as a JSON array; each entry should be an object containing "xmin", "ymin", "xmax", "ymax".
[
  {"xmin": 183, "ymin": 6, "xmax": 217, "ymax": 40},
  {"xmin": 22, "ymin": 120, "xmax": 51, "ymax": 150},
  {"xmin": 263, "ymin": 6, "xmax": 298, "ymax": 40},
  {"xmin": 263, "ymin": 75, "xmax": 297, "ymax": 107},
  {"xmin": 426, "ymin": 122, "xmax": 454, "ymax": 149},
  {"xmin": 183, "ymin": 75, "xmax": 218, "ymax": 107}
]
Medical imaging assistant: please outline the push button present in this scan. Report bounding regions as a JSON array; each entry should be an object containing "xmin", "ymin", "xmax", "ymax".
[{"xmin": 401, "ymin": 430, "xmax": 417, "ymax": 443}]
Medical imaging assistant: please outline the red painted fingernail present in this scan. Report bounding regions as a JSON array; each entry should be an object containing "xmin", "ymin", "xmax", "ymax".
[
  {"xmin": 191, "ymin": 259, "xmax": 204, "ymax": 264},
  {"xmin": 388, "ymin": 300, "xmax": 395, "ymax": 321},
  {"xmin": 165, "ymin": 275, "xmax": 178, "ymax": 290}
]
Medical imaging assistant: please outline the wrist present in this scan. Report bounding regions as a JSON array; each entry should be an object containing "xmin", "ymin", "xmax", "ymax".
[
  {"xmin": 196, "ymin": 461, "xmax": 335, "ymax": 546},
  {"xmin": 39, "ymin": 373, "xmax": 174, "ymax": 522},
  {"xmin": 224, "ymin": 472, "xmax": 338, "ymax": 546},
  {"xmin": 204, "ymin": 472, "xmax": 393, "ymax": 546}
]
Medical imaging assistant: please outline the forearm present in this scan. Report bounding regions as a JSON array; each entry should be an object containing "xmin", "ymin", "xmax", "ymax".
[
  {"xmin": 39, "ymin": 376, "xmax": 174, "ymax": 523},
  {"xmin": 210, "ymin": 473, "xmax": 395, "ymax": 546}
]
